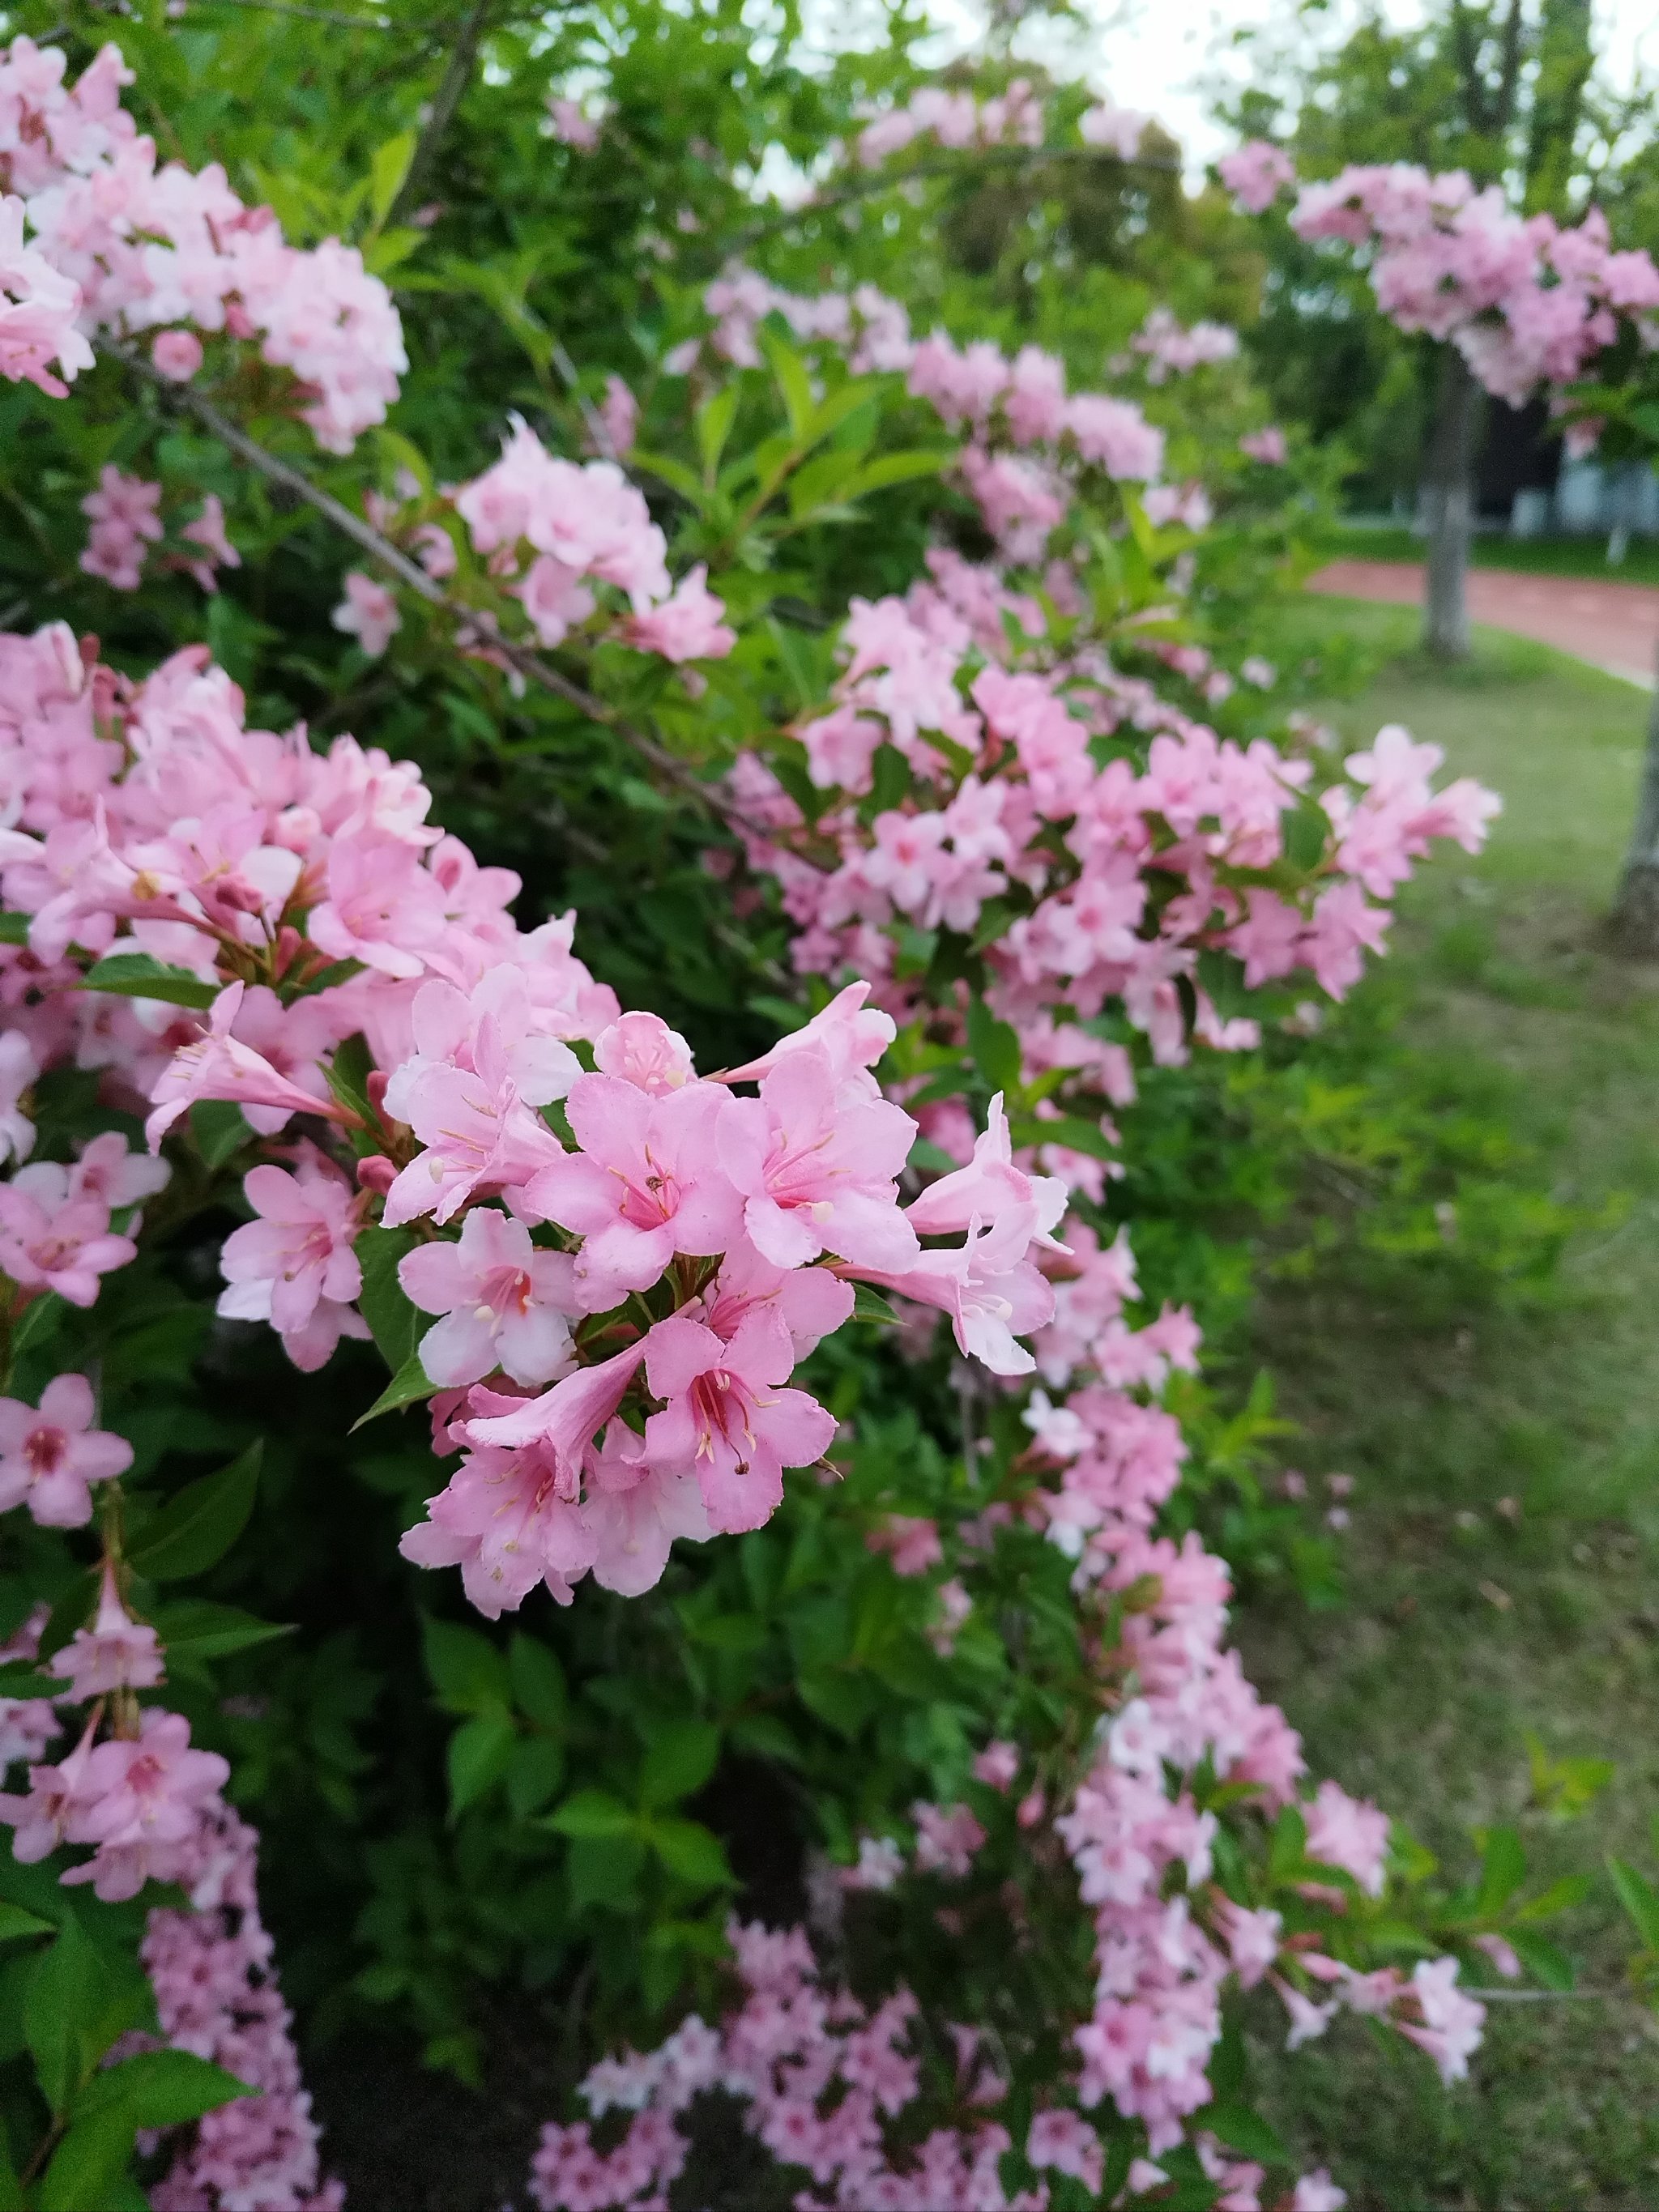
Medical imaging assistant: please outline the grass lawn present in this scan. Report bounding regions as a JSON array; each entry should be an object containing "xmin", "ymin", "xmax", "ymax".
[
  {"xmin": 1237, "ymin": 601, "xmax": 1659, "ymax": 2206},
  {"xmin": 1318, "ymin": 522, "xmax": 1659, "ymax": 588}
]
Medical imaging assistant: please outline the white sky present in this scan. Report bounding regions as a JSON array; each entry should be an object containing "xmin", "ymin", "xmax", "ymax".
[{"xmin": 916, "ymin": 0, "xmax": 1658, "ymax": 171}]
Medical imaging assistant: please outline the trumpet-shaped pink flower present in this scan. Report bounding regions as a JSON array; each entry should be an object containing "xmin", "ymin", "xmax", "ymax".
[
  {"xmin": 594, "ymin": 1010, "xmax": 695, "ymax": 1094},
  {"xmin": 522, "ymin": 1076, "xmax": 743, "ymax": 1310},
  {"xmin": 331, "ymin": 570, "xmax": 401, "ymax": 658},
  {"xmin": 381, "ymin": 997, "xmax": 573, "ymax": 1230},
  {"xmin": 307, "ymin": 828, "xmax": 443, "ymax": 978},
  {"xmin": 62, "ymin": 1706, "xmax": 230, "ymax": 1902},
  {"xmin": 718, "ymin": 981, "xmax": 895, "ymax": 1102},
  {"xmin": 581, "ymin": 1421, "xmax": 712, "ymax": 1596},
  {"xmin": 852, "ymin": 1203, "xmax": 1054, "ymax": 1376},
  {"xmin": 399, "ymin": 1206, "xmax": 578, "ymax": 1387},
  {"xmin": 715, "ymin": 1044, "xmax": 919, "ymax": 1273},
  {"xmin": 147, "ymin": 982, "xmax": 356, "ymax": 1150},
  {"xmin": 400, "ymin": 1439, "xmax": 599, "ymax": 1617},
  {"xmin": 0, "ymin": 1177, "xmax": 136, "ymax": 1309},
  {"xmin": 217, "ymin": 1149, "xmax": 362, "ymax": 1339},
  {"xmin": 49, "ymin": 1562, "xmax": 164, "ymax": 1697},
  {"xmin": 642, "ymin": 1310, "xmax": 836, "ymax": 1533},
  {"xmin": 464, "ymin": 1336, "xmax": 650, "ymax": 1488},
  {"xmin": 0, "ymin": 1373, "xmax": 132, "ymax": 1525}
]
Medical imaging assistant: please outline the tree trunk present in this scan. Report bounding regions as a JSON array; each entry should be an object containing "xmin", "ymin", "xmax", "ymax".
[
  {"xmin": 1610, "ymin": 643, "xmax": 1659, "ymax": 954},
  {"xmin": 1421, "ymin": 347, "xmax": 1480, "ymax": 661}
]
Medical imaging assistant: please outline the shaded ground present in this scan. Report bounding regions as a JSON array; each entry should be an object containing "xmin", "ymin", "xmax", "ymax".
[
  {"xmin": 1240, "ymin": 602, "xmax": 1659, "ymax": 2207},
  {"xmin": 1308, "ymin": 557, "xmax": 1659, "ymax": 686}
]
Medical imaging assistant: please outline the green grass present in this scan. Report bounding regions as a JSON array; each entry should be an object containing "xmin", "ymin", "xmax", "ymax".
[
  {"xmin": 1320, "ymin": 522, "xmax": 1659, "ymax": 588},
  {"xmin": 1237, "ymin": 600, "xmax": 1659, "ymax": 2206}
]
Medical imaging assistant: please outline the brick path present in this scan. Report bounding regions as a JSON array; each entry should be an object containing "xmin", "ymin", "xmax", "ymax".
[{"xmin": 1307, "ymin": 557, "xmax": 1659, "ymax": 688}]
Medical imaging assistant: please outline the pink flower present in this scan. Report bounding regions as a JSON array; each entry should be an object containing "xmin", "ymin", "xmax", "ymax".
[
  {"xmin": 0, "ymin": 1176, "xmax": 136, "ymax": 1308},
  {"xmin": 1397, "ymin": 1957, "xmax": 1485, "ymax": 2083},
  {"xmin": 79, "ymin": 466, "xmax": 163, "ymax": 591},
  {"xmin": 1239, "ymin": 426, "xmax": 1287, "ymax": 464},
  {"xmin": 597, "ymin": 373, "xmax": 638, "ymax": 455},
  {"xmin": 331, "ymin": 569, "xmax": 401, "ymax": 657},
  {"xmin": 853, "ymin": 1203, "xmax": 1054, "ymax": 1377},
  {"xmin": 1219, "ymin": 139, "xmax": 1296, "ymax": 214},
  {"xmin": 971, "ymin": 1741, "xmax": 1020, "ymax": 1791},
  {"xmin": 147, "ymin": 982, "xmax": 356, "ymax": 1151},
  {"xmin": 1303, "ymin": 1779, "xmax": 1389, "ymax": 1896},
  {"xmin": 62, "ymin": 1707, "xmax": 230, "ymax": 1901},
  {"xmin": 522, "ymin": 1076, "xmax": 742, "ymax": 1311},
  {"xmin": 688, "ymin": 1242, "xmax": 854, "ymax": 1358},
  {"xmin": 866, "ymin": 1514, "xmax": 942, "ymax": 1576},
  {"xmin": 717, "ymin": 981, "xmax": 895, "ymax": 1101},
  {"xmin": 307, "ymin": 828, "xmax": 445, "ymax": 978},
  {"xmin": 580, "ymin": 1421, "xmax": 711, "ymax": 1596},
  {"xmin": 217, "ymin": 1149, "xmax": 362, "ymax": 1343},
  {"xmin": 0, "ymin": 194, "xmax": 95, "ymax": 399},
  {"xmin": 399, "ymin": 1206, "xmax": 578, "ymax": 1387},
  {"xmin": 911, "ymin": 1800, "xmax": 985, "ymax": 1877},
  {"xmin": 400, "ymin": 1438, "xmax": 599, "ymax": 1616},
  {"xmin": 594, "ymin": 1010, "xmax": 695, "ymax": 1094},
  {"xmin": 1079, "ymin": 103, "xmax": 1149, "ymax": 158},
  {"xmin": 627, "ymin": 565, "xmax": 736, "ymax": 663},
  {"xmin": 0, "ymin": 1373, "xmax": 132, "ymax": 1525},
  {"xmin": 181, "ymin": 493, "xmax": 240, "ymax": 592},
  {"xmin": 66, "ymin": 1132, "xmax": 170, "ymax": 1213},
  {"xmin": 48, "ymin": 1563, "xmax": 164, "ymax": 1697},
  {"xmin": 464, "ymin": 1336, "xmax": 651, "ymax": 1489},
  {"xmin": 715, "ymin": 1043, "xmax": 919, "ymax": 1272},
  {"xmin": 151, "ymin": 328, "xmax": 203, "ymax": 381},
  {"xmin": 0, "ymin": 1029, "xmax": 36, "ymax": 1166},
  {"xmin": 1292, "ymin": 2173, "xmax": 1347, "ymax": 2212},
  {"xmin": 642, "ymin": 1310, "xmax": 837, "ymax": 1533}
]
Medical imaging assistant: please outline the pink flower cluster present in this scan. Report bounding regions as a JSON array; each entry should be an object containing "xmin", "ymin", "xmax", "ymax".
[
  {"xmin": 1129, "ymin": 306, "xmax": 1240, "ymax": 382},
  {"xmin": 1079, "ymin": 102, "xmax": 1151, "ymax": 160},
  {"xmin": 1218, "ymin": 139, "xmax": 1296, "ymax": 215},
  {"xmin": 854, "ymin": 79, "xmax": 1043, "ymax": 168},
  {"xmin": 731, "ymin": 552, "xmax": 1496, "ymax": 1131},
  {"xmin": 453, "ymin": 416, "xmax": 736, "ymax": 659},
  {"xmin": 1289, "ymin": 160, "xmax": 1659, "ymax": 406},
  {"xmin": 0, "ymin": 34, "xmax": 405, "ymax": 449},
  {"xmin": 79, "ymin": 466, "xmax": 239, "ymax": 595}
]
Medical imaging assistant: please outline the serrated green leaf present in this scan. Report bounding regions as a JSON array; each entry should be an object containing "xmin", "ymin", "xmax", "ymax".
[
  {"xmin": 966, "ymin": 996, "xmax": 1021, "ymax": 1093},
  {"xmin": 638, "ymin": 1720, "xmax": 720, "ymax": 1811},
  {"xmin": 546, "ymin": 1788, "xmax": 637, "ymax": 1840},
  {"xmin": 126, "ymin": 1444, "xmax": 261, "ymax": 1582},
  {"xmin": 447, "ymin": 1711, "xmax": 518, "ymax": 1820},
  {"xmin": 79, "ymin": 953, "xmax": 219, "ymax": 1010},
  {"xmin": 351, "ymin": 1349, "xmax": 435, "ymax": 1430},
  {"xmin": 646, "ymin": 1817, "xmax": 734, "ymax": 1890},
  {"xmin": 422, "ymin": 1617, "xmax": 510, "ymax": 1715},
  {"xmin": 508, "ymin": 1634, "xmax": 567, "ymax": 1730}
]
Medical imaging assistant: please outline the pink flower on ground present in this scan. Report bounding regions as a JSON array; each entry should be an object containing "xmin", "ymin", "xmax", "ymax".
[
  {"xmin": 49, "ymin": 1563, "xmax": 164, "ymax": 1698},
  {"xmin": 642, "ymin": 1310, "xmax": 837, "ymax": 1533},
  {"xmin": 151, "ymin": 329, "xmax": 204, "ymax": 381},
  {"xmin": 0, "ymin": 1175, "xmax": 136, "ymax": 1308},
  {"xmin": 715, "ymin": 1043, "xmax": 919, "ymax": 1272},
  {"xmin": 332, "ymin": 570, "xmax": 401, "ymax": 658},
  {"xmin": 399, "ymin": 1206, "xmax": 578, "ymax": 1387},
  {"xmin": 522, "ymin": 1076, "xmax": 742, "ymax": 1311},
  {"xmin": 216, "ymin": 1149, "xmax": 362, "ymax": 1345},
  {"xmin": 0, "ymin": 1374, "xmax": 132, "ymax": 1526}
]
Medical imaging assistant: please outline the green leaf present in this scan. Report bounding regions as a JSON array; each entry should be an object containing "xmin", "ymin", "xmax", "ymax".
[
  {"xmin": 422, "ymin": 1617, "xmax": 510, "ymax": 1715},
  {"xmin": 546, "ymin": 1788, "xmax": 637, "ymax": 1840},
  {"xmin": 0, "ymin": 914, "xmax": 28, "ymax": 944},
  {"xmin": 646, "ymin": 1817, "xmax": 735, "ymax": 1890},
  {"xmin": 761, "ymin": 326, "xmax": 814, "ymax": 439},
  {"xmin": 1475, "ymin": 1824, "xmax": 1526, "ymax": 1916},
  {"xmin": 27, "ymin": 1919, "xmax": 108, "ymax": 2114},
  {"xmin": 505, "ymin": 1733, "xmax": 565, "ymax": 1818},
  {"xmin": 839, "ymin": 450, "xmax": 949, "ymax": 497},
  {"xmin": 1506, "ymin": 1929, "xmax": 1576, "ymax": 1990},
  {"xmin": 566, "ymin": 1833, "xmax": 644, "ymax": 1913},
  {"xmin": 508, "ymin": 1634, "xmax": 567, "ymax": 1730},
  {"xmin": 966, "ymin": 995, "xmax": 1021, "ymax": 1094},
  {"xmin": 79, "ymin": 953, "xmax": 219, "ymax": 1009},
  {"xmin": 148, "ymin": 1599, "xmax": 293, "ymax": 1664},
  {"xmin": 852, "ymin": 1283, "xmax": 900, "ymax": 1328},
  {"xmin": 638, "ymin": 1720, "xmax": 720, "ymax": 1812},
  {"xmin": 368, "ymin": 128, "xmax": 418, "ymax": 228},
  {"xmin": 633, "ymin": 449, "xmax": 707, "ymax": 505},
  {"xmin": 351, "ymin": 1349, "xmax": 435, "ymax": 1430},
  {"xmin": 0, "ymin": 1903, "xmax": 51, "ymax": 1944},
  {"xmin": 1268, "ymin": 1804, "xmax": 1307, "ymax": 1885},
  {"xmin": 39, "ymin": 2110, "xmax": 145, "ymax": 2212},
  {"xmin": 9, "ymin": 1291, "xmax": 65, "ymax": 1362},
  {"xmin": 1203, "ymin": 2103, "xmax": 1290, "ymax": 2165},
  {"xmin": 126, "ymin": 1444, "xmax": 261, "ymax": 1582},
  {"xmin": 190, "ymin": 1100, "xmax": 252, "ymax": 1171},
  {"xmin": 1609, "ymin": 1856, "xmax": 1659, "ymax": 1951},
  {"xmin": 447, "ymin": 1712, "xmax": 518, "ymax": 1820},
  {"xmin": 696, "ymin": 385, "xmax": 740, "ymax": 481},
  {"xmin": 354, "ymin": 1225, "xmax": 423, "ymax": 1373},
  {"xmin": 71, "ymin": 2048, "xmax": 248, "ymax": 2130}
]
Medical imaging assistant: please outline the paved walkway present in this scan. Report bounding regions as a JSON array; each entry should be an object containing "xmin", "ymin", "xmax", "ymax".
[{"xmin": 1307, "ymin": 557, "xmax": 1659, "ymax": 688}]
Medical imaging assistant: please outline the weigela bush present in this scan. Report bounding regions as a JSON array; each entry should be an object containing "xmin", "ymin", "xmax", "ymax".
[{"xmin": 0, "ymin": 19, "xmax": 1616, "ymax": 2210}]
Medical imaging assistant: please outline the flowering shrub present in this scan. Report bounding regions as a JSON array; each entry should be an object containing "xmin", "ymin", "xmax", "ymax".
[{"xmin": 0, "ymin": 17, "xmax": 1614, "ymax": 2210}]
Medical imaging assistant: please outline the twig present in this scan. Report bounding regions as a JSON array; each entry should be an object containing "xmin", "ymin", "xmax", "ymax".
[
  {"xmin": 725, "ymin": 143, "xmax": 1183, "ymax": 261},
  {"xmin": 117, "ymin": 347, "xmax": 762, "ymax": 837},
  {"xmin": 185, "ymin": 0, "xmax": 393, "ymax": 23},
  {"xmin": 390, "ymin": 0, "xmax": 493, "ymax": 224}
]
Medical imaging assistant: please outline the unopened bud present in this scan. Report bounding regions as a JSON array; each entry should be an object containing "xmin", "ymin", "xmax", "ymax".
[
  {"xmin": 365, "ymin": 1070, "xmax": 390, "ymax": 1119},
  {"xmin": 356, "ymin": 1153, "xmax": 397, "ymax": 1196}
]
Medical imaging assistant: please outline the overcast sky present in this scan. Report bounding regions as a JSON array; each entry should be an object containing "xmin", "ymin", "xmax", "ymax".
[{"xmin": 916, "ymin": 0, "xmax": 1657, "ymax": 169}]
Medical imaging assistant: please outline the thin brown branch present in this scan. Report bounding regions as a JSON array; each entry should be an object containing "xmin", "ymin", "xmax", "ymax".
[
  {"xmin": 723, "ymin": 142, "xmax": 1183, "ymax": 262},
  {"xmin": 390, "ymin": 0, "xmax": 493, "ymax": 223},
  {"xmin": 118, "ymin": 347, "xmax": 764, "ymax": 838}
]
